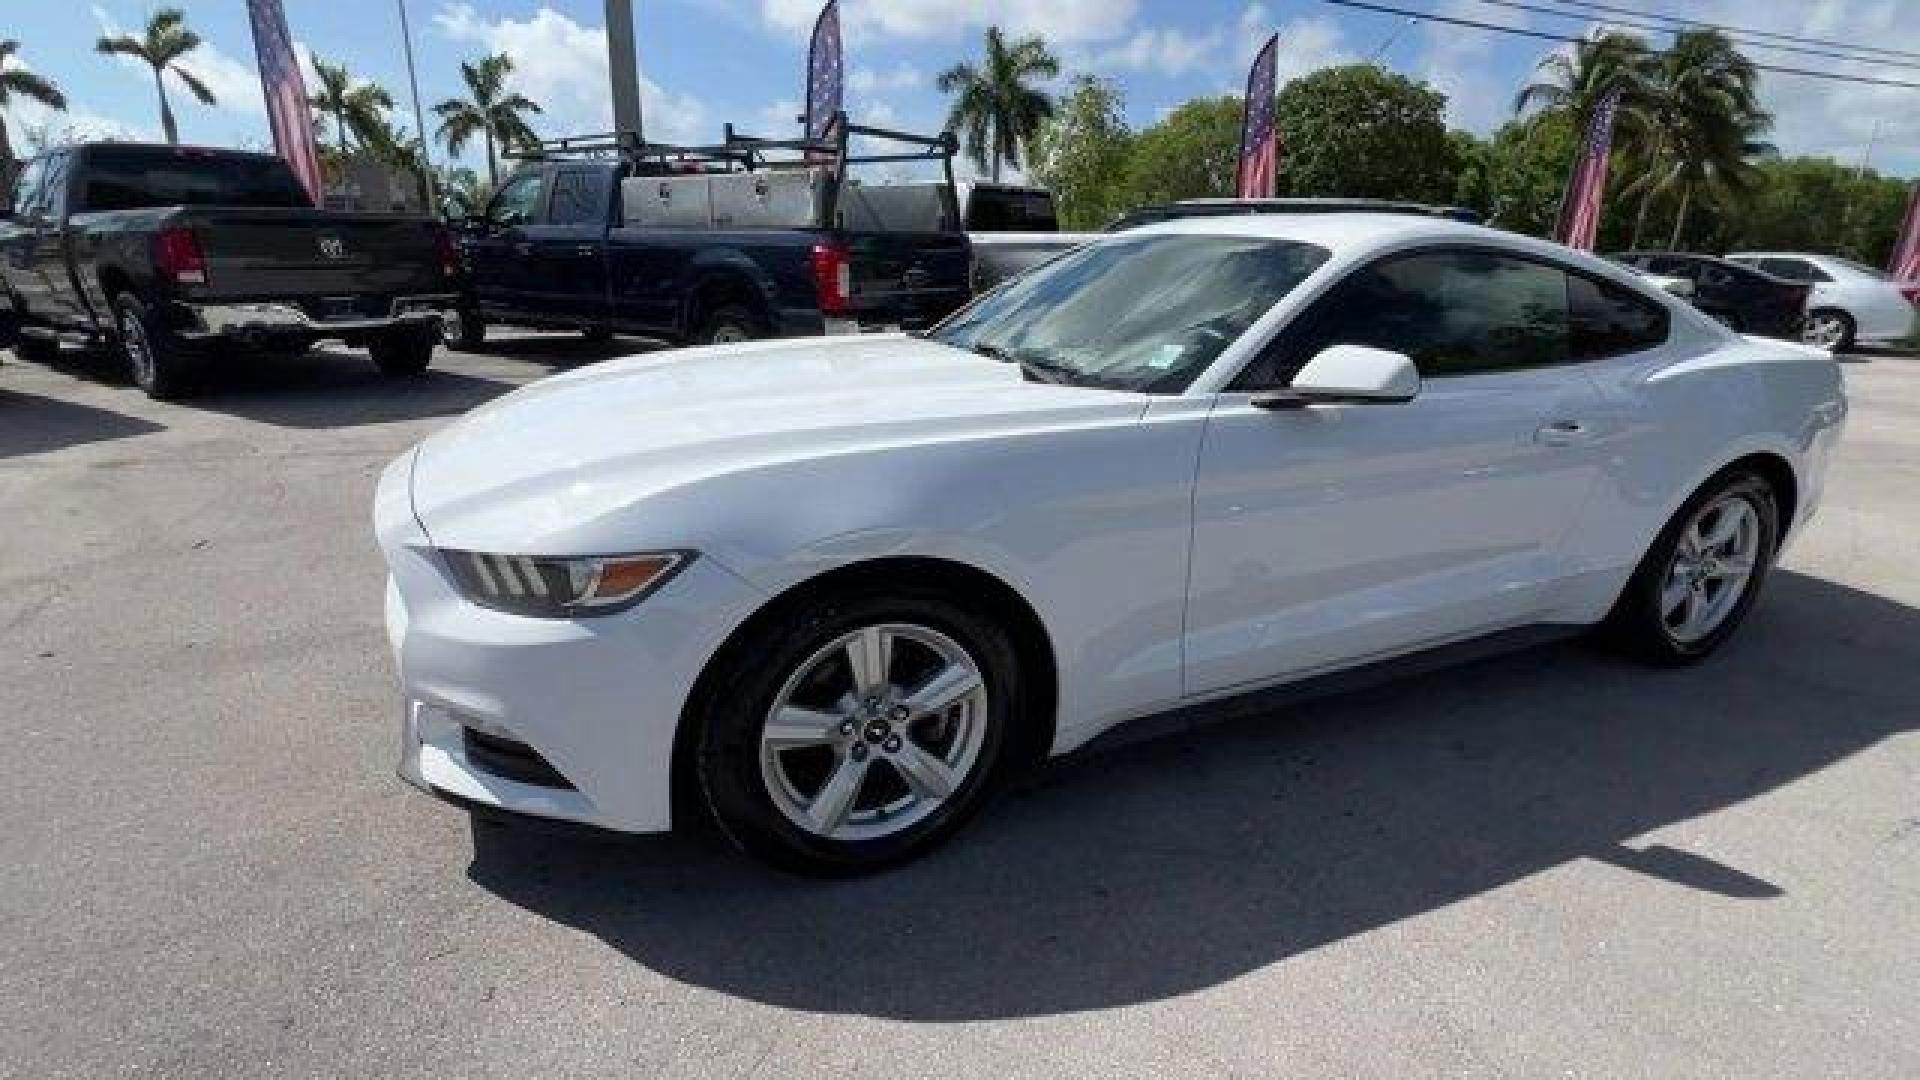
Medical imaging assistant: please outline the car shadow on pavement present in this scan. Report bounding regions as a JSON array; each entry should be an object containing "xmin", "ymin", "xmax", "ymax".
[
  {"xmin": 465, "ymin": 570, "xmax": 1917, "ymax": 1021},
  {"xmin": 186, "ymin": 347, "xmax": 523, "ymax": 429},
  {"xmin": 464, "ymin": 332, "xmax": 665, "ymax": 365},
  {"xmin": 0, "ymin": 388, "xmax": 164, "ymax": 459}
]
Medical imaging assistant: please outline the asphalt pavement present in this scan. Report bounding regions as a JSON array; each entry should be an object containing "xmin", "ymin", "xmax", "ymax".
[{"xmin": 2, "ymin": 337, "xmax": 1916, "ymax": 1078}]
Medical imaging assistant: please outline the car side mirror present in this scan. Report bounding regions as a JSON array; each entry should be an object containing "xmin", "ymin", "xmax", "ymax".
[{"xmin": 1252, "ymin": 344, "xmax": 1420, "ymax": 410}]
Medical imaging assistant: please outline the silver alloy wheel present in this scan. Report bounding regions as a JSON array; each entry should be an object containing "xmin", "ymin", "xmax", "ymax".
[
  {"xmin": 710, "ymin": 322, "xmax": 749, "ymax": 345},
  {"xmin": 1802, "ymin": 313, "xmax": 1848, "ymax": 350},
  {"xmin": 440, "ymin": 311, "xmax": 465, "ymax": 347},
  {"xmin": 759, "ymin": 622, "xmax": 989, "ymax": 842},
  {"xmin": 120, "ymin": 309, "xmax": 154, "ymax": 388},
  {"xmin": 1660, "ymin": 493, "xmax": 1761, "ymax": 645}
]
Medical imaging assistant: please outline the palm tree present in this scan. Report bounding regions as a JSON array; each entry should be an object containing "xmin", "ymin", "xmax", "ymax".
[
  {"xmin": 1514, "ymin": 31, "xmax": 1658, "ymax": 141},
  {"xmin": 1619, "ymin": 30, "xmax": 1772, "ymax": 249},
  {"xmin": 433, "ymin": 54, "xmax": 540, "ymax": 188},
  {"xmin": 937, "ymin": 27, "xmax": 1059, "ymax": 182},
  {"xmin": 94, "ymin": 8, "xmax": 216, "ymax": 145},
  {"xmin": 308, "ymin": 58, "xmax": 396, "ymax": 157},
  {"xmin": 0, "ymin": 39, "xmax": 68, "ymax": 168}
]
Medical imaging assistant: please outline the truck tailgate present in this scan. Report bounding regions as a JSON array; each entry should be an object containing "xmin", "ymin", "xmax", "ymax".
[
  {"xmin": 844, "ymin": 231, "xmax": 971, "ymax": 327},
  {"xmin": 182, "ymin": 208, "xmax": 446, "ymax": 300}
]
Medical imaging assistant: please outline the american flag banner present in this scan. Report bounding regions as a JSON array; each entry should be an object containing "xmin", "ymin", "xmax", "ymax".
[
  {"xmin": 1890, "ymin": 182, "xmax": 1920, "ymax": 281},
  {"xmin": 245, "ymin": 0, "xmax": 323, "ymax": 204},
  {"xmin": 805, "ymin": 0, "xmax": 843, "ymax": 146},
  {"xmin": 1554, "ymin": 87, "xmax": 1622, "ymax": 251},
  {"xmin": 1236, "ymin": 34, "xmax": 1280, "ymax": 199}
]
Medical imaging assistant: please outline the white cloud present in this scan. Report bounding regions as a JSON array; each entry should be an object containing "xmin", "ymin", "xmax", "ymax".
[
  {"xmin": 435, "ymin": 3, "xmax": 707, "ymax": 145},
  {"xmin": 760, "ymin": 0, "xmax": 1137, "ymax": 46},
  {"xmin": 1097, "ymin": 26, "xmax": 1224, "ymax": 77},
  {"xmin": 850, "ymin": 63, "xmax": 926, "ymax": 93},
  {"xmin": 1410, "ymin": 0, "xmax": 1531, "ymax": 133},
  {"xmin": 1087, "ymin": 8, "xmax": 1350, "ymax": 89}
]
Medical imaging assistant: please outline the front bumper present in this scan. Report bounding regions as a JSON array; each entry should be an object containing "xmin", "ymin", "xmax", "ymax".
[
  {"xmin": 374, "ymin": 451, "xmax": 767, "ymax": 833},
  {"xmin": 182, "ymin": 293, "xmax": 459, "ymax": 341}
]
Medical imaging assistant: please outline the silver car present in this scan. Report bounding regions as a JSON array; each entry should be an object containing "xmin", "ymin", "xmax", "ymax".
[{"xmin": 1727, "ymin": 251, "xmax": 1919, "ymax": 351}]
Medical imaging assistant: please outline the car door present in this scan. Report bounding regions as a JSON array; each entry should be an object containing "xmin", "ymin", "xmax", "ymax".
[
  {"xmin": 0, "ymin": 157, "xmax": 53, "ymax": 321},
  {"xmin": 466, "ymin": 167, "xmax": 550, "ymax": 319},
  {"xmin": 523, "ymin": 165, "xmax": 611, "ymax": 325},
  {"xmin": 28, "ymin": 151, "xmax": 87, "ymax": 328},
  {"xmin": 1183, "ymin": 246, "xmax": 1611, "ymax": 696}
]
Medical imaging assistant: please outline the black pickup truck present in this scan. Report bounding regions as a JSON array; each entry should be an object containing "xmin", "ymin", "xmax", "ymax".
[
  {"xmin": 0, "ymin": 143, "xmax": 458, "ymax": 398},
  {"xmin": 446, "ymin": 117, "xmax": 972, "ymax": 348}
]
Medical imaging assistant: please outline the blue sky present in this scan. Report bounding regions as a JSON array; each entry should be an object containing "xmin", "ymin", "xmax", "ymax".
[{"xmin": 6, "ymin": 1, "xmax": 1918, "ymax": 179}]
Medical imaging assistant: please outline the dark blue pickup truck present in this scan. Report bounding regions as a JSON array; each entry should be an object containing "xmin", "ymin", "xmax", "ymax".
[{"xmin": 446, "ymin": 120, "xmax": 974, "ymax": 349}]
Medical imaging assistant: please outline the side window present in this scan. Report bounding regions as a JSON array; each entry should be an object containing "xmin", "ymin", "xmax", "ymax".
[
  {"xmin": 1699, "ymin": 264, "xmax": 1735, "ymax": 289},
  {"xmin": 486, "ymin": 170, "xmax": 548, "ymax": 228},
  {"xmin": 1274, "ymin": 249, "xmax": 1571, "ymax": 381},
  {"xmin": 9, "ymin": 158, "xmax": 47, "ymax": 218},
  {"xmin": 38, "ymin": 153, "xmax": 70, "ymax": 218},
  {"xmin": 1762, "ymin": 258, "xmax": 1829, "ymax": 283},
  {"xmin": 547, "ymin": 169, "xmax": 608, "ymax": 226},
  {"xmin": 1569, "ymin": 272, "xmax": 1670, "ymax": 360}
]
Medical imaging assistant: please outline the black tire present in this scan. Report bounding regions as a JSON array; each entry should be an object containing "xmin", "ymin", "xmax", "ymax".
[
  {"xmin": 695, "ymin": 584, "xmax": 1022, "ymax": 876},
  {"xmin": 112, "ymin": 292, "xmax": 192, "ymax": 400},
  {"xmin": 1803, "ymin": 308, "xmax": 1856, "ymax": 352},
  {"xmin": 697, "ymin": 302, "xmax": 764, "ymax": 346},
  {"xmin": 443, "ymin": 306, "xmax": 486, "ymax": 350},
  {"xmin": 1601, "ymin": 468, "xmax": 1780, "ymax": 666},
  {"xmin": 0, "ymin": 305, "xmax": 18, "ymax": 350},
  {"xmin": 370, "ymin": 329, "xmax": 435, "ymax": 376},
  {"xmin": 14, "ymin": 329, "xmax": 58, "ymax": 364},
  {"xmin": 581, "ymin": 323, "xmax": 615, "ymax": 343}
]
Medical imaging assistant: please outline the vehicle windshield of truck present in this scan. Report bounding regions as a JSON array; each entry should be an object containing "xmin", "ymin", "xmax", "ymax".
[
  {"xmin": 929, "ymin": 233, "xmax": 1330, "ymax": 393},
  {"xmin": 77, "ymin": 148, "xmax": 312, "ymax": 212}
]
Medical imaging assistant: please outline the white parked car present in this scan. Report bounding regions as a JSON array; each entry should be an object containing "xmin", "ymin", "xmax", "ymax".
[
  {"xmin": 375, "ymin": 215, "xmax": 1848, "ymax": 874},
  {"xmin": 1726, "ymin": 251, "xmax": 1919, "ymax": 351}
]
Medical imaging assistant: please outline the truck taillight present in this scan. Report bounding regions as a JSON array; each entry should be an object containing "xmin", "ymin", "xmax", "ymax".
[
  {"xmin": 153, "ymin": 227, "xmax": 207, "ymax": 285},
  {"xmin": 811, "ymin": 242, "xmax": 852, "ymax": 316},
  {"xmin": 433, "ymin": 226, "xmax": 461, "ymax": 279},
  {"xmin": 1901, "ymin": 286, "xmax": 1920, "ymax": 308}
]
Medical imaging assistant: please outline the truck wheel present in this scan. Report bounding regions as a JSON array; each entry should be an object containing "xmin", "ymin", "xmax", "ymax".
[
  {"xmin": 443, "ymin": 307, "xmax": 486, "ymax": 350},
  {"xmin": 581, "ymin": 323, "xmax": 615, "ymax": 343},
  {"xmin": 700, "ymin": 303, "xmax": 764, "ymax": 346},
  {"xmin": 370, "ymin": 329, "xmax": 436, "ymax": 376},
  {"xmin": 113, "ymin": 293, "xmax": 191, "ymax": 400}
]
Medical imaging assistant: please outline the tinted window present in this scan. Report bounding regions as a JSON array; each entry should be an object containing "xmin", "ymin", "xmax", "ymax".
[
  {"xmin": 39, "ymin": 152, "xmax": 71, "ymax": 217},
  {"xmin": 547, "ymin": 169, "xmax": 607, "ymax": 226},
  {"xmin": 1569, "ymin": 272, "xmax": 1669, "ymax": 359},
  {"xmin": 9, "ymin": 158, "xmax": 47, "ymax": 217},
  {"xmin": 931, "ymin": 234, "xmax": 1329, "ymax": 392},
  {"xmin": 76, "ymin": 148, "xmax": 311, "ymax": 211},
  {"xmin": 967, "ymin": 188, "xmax": 1058, "ymax": 231},
  {"xmin": 486, "ymin": 170, "xmax": 547, "ymax": 227},
  {"xmin": 1759, "ymin": 258, "xmax": 1828, "ymax": 283},
  {"xmin": 1269, "ymin": 249, "xmax": 1571, "ymax": 381}
]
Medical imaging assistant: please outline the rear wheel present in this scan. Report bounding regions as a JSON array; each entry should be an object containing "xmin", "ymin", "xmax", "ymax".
[
  {"xmin": 698, "ymin": 303, "xmax": 764, "ymax": 346},
  {"xmin": 581, "ymin": 323, "xmax": 614, "ymax": 343},
  {"xmin": 1603, "ymin": 468, "xmax": 1779, "ymax": 665},
  {"xmin": 113, "ymin": 292, "xmax": 192, "ymax": 400},
  {"xmin": 1802, "ymin": 308, "xmax": 1855, "ymax": 352},
  {"xmin": 696, "ymin": 585, "xmax": 1020, "ymax": 876},
  {"xmin": 442, "ymin": 306, "xmax": 486, "ymax": 350},
  {"xmin": 370, "ymin": 329, "xmax": 436, "ymax": 376}
]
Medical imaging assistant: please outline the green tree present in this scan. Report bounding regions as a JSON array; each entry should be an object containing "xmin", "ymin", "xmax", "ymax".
[
  {"xmin": 937, "ymin": 27, "xmax": 1059, "ymax": 182},
  {"xmin": 1028, "ymin": 75, "xmax": 1132, "ymax": 229},
  {"xmin": 94, "ymin": 8, "xmax": 215, "ymax": 145},
  {"xmin": 0, "ymin": 40, "xmax": 67, "ymax": 168},
  {"xmin": 307, "ymin": 57, "xmax": 396, "ymax": 157},
  {"xmin": 1273, "ymin": 64, "xmax": 1459, "ymax": 202},
  {"xmin": 1119, "ymin": 96, "xmax": 1242, "ymax": 207},
  {"xmin": 434, "ymin": 53, "xmax": 541, "ymax": 188},
  {"xmin": 1474, "ymin": 115, "xmax": 1582, "ymax": 236},
  {"xmin": 1621, "ymin": 29, "xmax": 1771, "ymax": 250},
  {"xmin": 1513, "ymin": 30, "xmax": 1658, "ymax": 142},
  {"xmin": 1728, "ymin": 157, "xmax": 1913, "ymax": 264}
]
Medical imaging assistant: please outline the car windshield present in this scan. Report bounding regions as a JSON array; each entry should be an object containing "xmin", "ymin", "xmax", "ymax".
[{"xmin": 928, "ymin": 233, "xmax": 1330, "ymax": 393}]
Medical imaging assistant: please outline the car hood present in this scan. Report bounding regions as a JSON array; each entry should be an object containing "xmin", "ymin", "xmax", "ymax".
[{"xmin": 408, "ymin": 334, "xmax": 1144, "ymax": 552}]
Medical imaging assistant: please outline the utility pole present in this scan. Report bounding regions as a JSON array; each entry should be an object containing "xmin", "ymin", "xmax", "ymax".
[
  {"xmin": 606, "ymin": 0, "xmax": 644, "ymax": 145},
  {"xmin": 395, "ymin": 0, "xmax": 437, "ymax": 212},
  {"xmin": 1857, "ymin": 119, "xmax": 1884, "ymax": 179}
]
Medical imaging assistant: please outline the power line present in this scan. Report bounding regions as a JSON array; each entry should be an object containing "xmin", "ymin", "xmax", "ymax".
[
  {"xmin": 1319, "ymin": 0, "xmax": 1920, "ymax": 92},
  {"xmin": 1533, "ymin": 0, "xmax": 1920, "ymax": 64},
  {"xmin": 1464, "ymin": 0, "xmax": 1920, "ymax": 72}
]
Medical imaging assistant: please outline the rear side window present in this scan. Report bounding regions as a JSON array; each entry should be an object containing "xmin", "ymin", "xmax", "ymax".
[
  {"xmin": 966, "ymin": 188, "xmax": 1058, "ymax": 231},
  {"xmin": 1760, "ymin": 258, "xmax": 1829, "ymax": 283},
  {"xmin": 1568, "ymin": 272, "xmax": 1669, "ymax": 359},
  {"xmin": 547, "ymin": 169, "xmax": 607, "ymax": 227},
  {"xmin": 77, "ymin": 148, "xmax": 310, "ymax": 211},
  {"xmin": 1276, "ymin": 248, "xmax": 1572, "ymax": 379}
]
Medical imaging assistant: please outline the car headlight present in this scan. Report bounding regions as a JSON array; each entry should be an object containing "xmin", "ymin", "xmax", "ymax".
[{"xmin": 440, "ymin": 550, "xmax": 692, "ymax": 617}]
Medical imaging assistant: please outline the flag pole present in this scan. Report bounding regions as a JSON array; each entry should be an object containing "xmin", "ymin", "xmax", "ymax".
[{"xmin": 395, "ymin": 0, "xmax": 437, "ymax": 213}]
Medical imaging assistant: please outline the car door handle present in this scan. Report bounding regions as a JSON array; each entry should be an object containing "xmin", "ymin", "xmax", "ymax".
[{"xmin": 1535, "ymin": 420, "xmax": 1594, "ymax": 447}]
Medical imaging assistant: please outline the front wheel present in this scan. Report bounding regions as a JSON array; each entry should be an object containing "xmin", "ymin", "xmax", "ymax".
[
  {"xmin": 698, "ymin": 303, "xmax": 764, "ymax": 346},
  {"xmin": 1602, "ymin": 469, "xmax": 1780, "ymax": 665},
  {"xmin": 370, "ymin": 330, "xmax": 435, "ymax": 376},
  {"xmin": 696, "ymin": 586, "xmax": 1021, "ymax": 875}
]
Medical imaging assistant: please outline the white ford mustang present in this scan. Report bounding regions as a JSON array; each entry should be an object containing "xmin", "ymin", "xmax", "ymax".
[{"xmin": 375, "ymin": 214, "xmax": 1847, "ymax": 874}]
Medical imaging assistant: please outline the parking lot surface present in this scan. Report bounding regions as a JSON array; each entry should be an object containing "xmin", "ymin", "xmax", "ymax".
[{"xmin": 3, "ymin": 339, "xmax": 1917, "ymax": 1078}]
